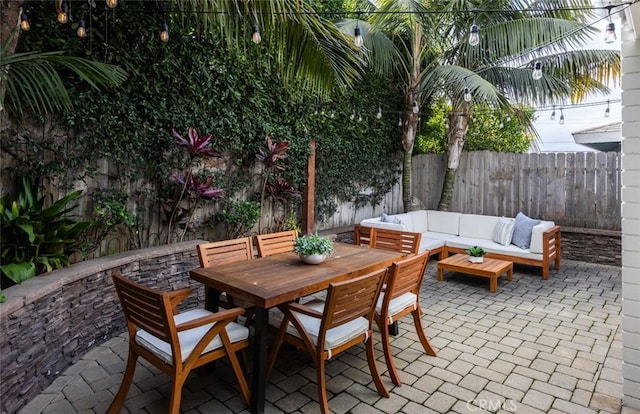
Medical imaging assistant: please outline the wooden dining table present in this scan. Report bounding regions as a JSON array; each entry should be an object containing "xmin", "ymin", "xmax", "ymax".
[{"xmin": 189, "ymin": 242, "xmax": 405, "ymax": 414}]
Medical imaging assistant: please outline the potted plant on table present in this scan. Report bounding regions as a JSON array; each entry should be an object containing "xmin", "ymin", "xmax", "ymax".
[
  {"xmin": 465, "ymin": 246, "xmax": 487, "ymax": 263},
  {"xmin": 294, "ymin": 234, "xmax": 334, "ymax": 264}
]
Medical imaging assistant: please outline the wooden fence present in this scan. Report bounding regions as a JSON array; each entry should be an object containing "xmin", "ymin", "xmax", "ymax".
[{"xmin": 318, "ymin": 151, "xmax": 621, "ymax": 231}]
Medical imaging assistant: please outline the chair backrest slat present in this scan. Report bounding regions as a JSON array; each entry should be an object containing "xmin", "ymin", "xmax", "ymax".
[
  {"xmin": 112, "ymin": 271, "xmax": 173, "ymax": 343},
  {"xmin": 322, "ymin": 268, "xmax": 387, "ymax": 330},
  {"xmin": 371, "ymin": 228, "xmax": 421, "ymax": 255},
  {"xmin": 255, "ymin": 230, "xmax": 297, "ymax": 257},
  {"xmin": 353, "ymin": 225, "xmax": 373, "ymax": 247},
  {"xmin": 197, "ymin": 237, "xmax": 253, "ymax": 267},
  {"xmin": 386, "ymin": 252, "xmax": 429, "ymax": 301}
]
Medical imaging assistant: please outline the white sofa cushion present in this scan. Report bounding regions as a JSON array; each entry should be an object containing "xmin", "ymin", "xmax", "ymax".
[
  {"xmin": 135, "ymin": 309, "xmax": 249, "ymax": 365},
  {"xmin": 446, "ymin": 236, "xmax": 544, "ymax": 261},
  {"xmin": 419, "ymin": 237, "xmax": 446, "ymax": 254},
  {"xmin": 408, "ymin": 210, "xmax": 428, "ymax": 233},
  {"xmin": 360, "ymin": 217, "xmax": 405, "ymax": 231},
  {"xmin": 530, "ymin": 221, "xmax": 555, "ymax": 253},
  {"xmin": 375, "ymin": 292, "xmax": 417, "ymax": 324},
  {"xmin": 459, "ymin": 214, "xmax": 501, "ymax": 239},
  {"xmin": 427, "ymin": 211, "xmax": 462, "ymax": 235}
]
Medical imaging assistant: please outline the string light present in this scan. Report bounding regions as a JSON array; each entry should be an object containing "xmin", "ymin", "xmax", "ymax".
[
  {"xmin": 604, "ymin": 3, "xmax": 617, "ymax": 44},
  {"xmin": 160, "ymin": 21, "xmax": 169, "ymax": 42},
  {"xmin": 350, "ymin": 110, "xmax": 356, "ymax": 120},
  {"xmin": 463, "ymin": 87, "xmax": 472, "ymax": 102},
  {"xmin": 252, "ymin": 24, "xmax": 261, "ymax": 44},
  {"xmin": 398, "ymin": 114, "xmax": 402, "ymax": 127},
  {"xmin": 412, "ymin": 100, "xmax": 419, "ymax": 113},
  {"xmin": 57, "ymin": 2, "xmax": 68, "ymax": 24},
  {"xmin": 376, "ymin": 106, "xmax": 383, "ymax": 119},
  {"xmin": 559, "ymin": 108, "xmax": 565, "ymax": 125},
  {"xmin": 468, "ymin": 24, "xmax": 479, "ymax": 46},
  {"xmin": 20, "ymin": 12, "xmax": 30, "ymax": 31},
  {"xmin": 354, "ymin": 21, "xmax": 363, "ymax": 48},
  {"xmin": 550, "ymin": 105, "xmax": 556, "ymax": 120},
  {"xmin": 77, "ymin": 18, "xmax": 87, "ymax": 38},
  {"xmin": 106, "ymin": 0, "xmax": 118, "ymax": 8},
  {"xmin": 605, "ymin": 100, "xmax": 610, "ymax": 117},
  {"xmin": 532, "ymin": 61, "xmax": 543, "ymax": 80}
]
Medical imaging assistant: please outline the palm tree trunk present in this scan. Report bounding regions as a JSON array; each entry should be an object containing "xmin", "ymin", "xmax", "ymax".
[
  {"xmin": 0, "ymin": 1, "xmax": 22, "ymax": 112},
  {"xmin": 402, "ymin": 149, "xmax": 412, "ymax": 211},
  {"xmin": 437, "ymin": 168, "xmax": 457, "ymax": 211},
  {"xmin": 437, "ymin": 110, "xmax": 470, "ymax": 211}
]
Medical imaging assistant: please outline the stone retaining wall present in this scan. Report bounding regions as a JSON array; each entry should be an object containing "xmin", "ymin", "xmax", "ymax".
[
  {"xmin": 0, "ymin": 240, "xmax": 205, "ymax": 414},
  {"xmin": 560, "ymin": 227, "xmax": 621, "ymax": 267}
]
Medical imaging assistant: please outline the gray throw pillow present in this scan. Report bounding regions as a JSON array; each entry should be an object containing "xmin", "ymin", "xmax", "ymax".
[
  {"xmin": 381, "ymin": 213, "xmax": 402, "ymax": 225},
  {"xmin": 511, "ymin": 212, "xmax": 541, "ymax": 249},
  {"xmin": 493, "ymin": 217, "xmax": 515, "ymax": 246}
]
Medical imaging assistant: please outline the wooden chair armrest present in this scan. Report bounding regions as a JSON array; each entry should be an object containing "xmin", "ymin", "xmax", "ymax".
[
  {"xmin": 167, "ymin": 287, "xmax": 193, "ymax": 315},
  {"xmin": 285, "ymin": 302, "xmax": 323, "ymax": 319},
  {"xmin": 176, "ymin": 307, "xmax": 245, "ymax": 331},
  {"xmin": 543, "ymin": 225, "xmax": 561, "ymax": 237}
]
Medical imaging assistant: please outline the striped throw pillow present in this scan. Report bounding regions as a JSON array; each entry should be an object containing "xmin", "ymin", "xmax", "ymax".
[{"xmin": 493, "ymin": 217, "xmax": 515, "ymax": 246}]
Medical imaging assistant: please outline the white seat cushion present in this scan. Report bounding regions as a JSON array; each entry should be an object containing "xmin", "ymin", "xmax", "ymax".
[
  {"xmin": 375, "ymin": 292, "xmax": 417, "ymax": 323},
  {"xmin": 135, "ymin": 309, "xmax": 249, "ymax": 365},
  {"xmin": 269, "ymin": 299, "xmax": 370, "ymax": 355}
]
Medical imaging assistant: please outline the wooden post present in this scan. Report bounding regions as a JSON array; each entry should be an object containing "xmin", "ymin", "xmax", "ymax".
[{"xmin": 302, "ymin": 140, "xmax": 316, "ymax": 235}]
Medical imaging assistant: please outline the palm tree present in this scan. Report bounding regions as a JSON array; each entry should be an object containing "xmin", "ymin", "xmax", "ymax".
[{"xmin": 345, "ymin": 0, "xmax": 619, "ymax": 211}]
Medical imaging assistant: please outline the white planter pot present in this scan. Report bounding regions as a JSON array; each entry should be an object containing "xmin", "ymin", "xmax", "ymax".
[
  {"xmin": 300, "ymin": 254, "xmax": 327, "ymax": 265},
  {"xmin": 468, "ymin": 256, "xmax": 484, "ymax": 264}
]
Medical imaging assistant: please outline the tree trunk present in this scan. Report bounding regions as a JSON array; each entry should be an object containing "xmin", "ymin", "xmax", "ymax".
[
  {"xmin": 0, "ymin": 0, "xmax": 22, "ymax": 114},
  {"xmin": 437, "ymin": 109, "xmax": 470, "ymax": 211}
]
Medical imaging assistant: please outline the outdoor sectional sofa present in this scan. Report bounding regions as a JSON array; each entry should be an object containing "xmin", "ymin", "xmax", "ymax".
[{"xmin": 360, "ymin": 210, "xmax": 561, "ymax": 280}]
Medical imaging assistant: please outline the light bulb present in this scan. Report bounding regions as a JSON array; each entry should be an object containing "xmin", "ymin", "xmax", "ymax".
[
  {"xmin": 469, "ymin": 24, "xmax": 479, "ymax": 46},
  {"xmin": 550, "ymin": 110, "xmax": 556, "ymax": 121},
  {"xmin": 330, "ymin": 111, "xmax": 335, "ymax": 119},
  {"xmin": 77, "ymin": 19, "xmax": 87, "ymax": 38},
  {"xmin": 20, "ymin": 13, "xmax": 30, "ymax": 31},
  {"xmin": 350, "ymin": 110, "xmax": 356, "ymax": 121},
  {"xmin": 376, "ymin": 107, "xmax": 382, "ymax": 119},
  {"xmin": 354, "ymin": 25, "xmax": 363, "ymax": 48},
  {"xmin": 605, "ymin": 22, "xmax": 616, "ymax": 44},
  {"xmin": 412, "ymin": 101, "xmax": 419, "ymax": 114},
  {"xmin": 605, "ymin": 102, "xmax": 611, "ymax": 118},
  {"xmin": 358, "ymin": 114, "xmax": 362, "ymax": 122},
  {"xmin": 499, "ymin": 121, "xmax": 504, "ymax": 128},
  {"xmin": 463, "ymin": 87, "xmax": 472, "ymax": 102},
  {"xmin": 106, "ymin": 0, "xmax": 118, "ymax": 8},
  {"xmin": 57, "ymin": 4, "xmax": 68, "ymax": 24},
  {"xmin": 252, "ymin": 25, "xmax": 261, "ymax": 44},
  {"xmin": 532, "ymin": 61, "xmax": 542, "ymax": 80},
  {"xmin": 160, "ymin": 22, "xmax": 169, "ymax": 43},
  {"xmin": 559, "ymin": 110, "xmax": 565, "ymax": 125},
  {"xmin": 398, "ymin": 115, "xmax": 402, "ymax": 127}
]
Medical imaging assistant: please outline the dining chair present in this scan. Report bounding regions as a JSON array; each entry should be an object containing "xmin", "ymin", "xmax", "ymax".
[
  {"xmin": 197, "ymin": 238, "xmax": 255, "ymax": 316},
  {"xmin": 266, "ymin": 268, "xmax": 390, "ymax": 414},
  {"xmin": 108, "ymin": 271, "xmax": 250, "ymax": 414},
  {"xmin": 374, "ymin": 251, "xmax": 437, "ymax": 386},
  {"xmin": 255, "ymin": 230, "xmax": 298, "ymax": 257},
  {"xmin": 353, "ymin": 224, "xmax": 373, "ymax": 246},
  {"xmin": 370, "ymin": 227, "xmax": 422, "ymax": 255}
]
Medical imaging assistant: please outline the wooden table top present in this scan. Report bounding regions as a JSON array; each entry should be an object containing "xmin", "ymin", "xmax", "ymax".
[
  {"xmin": 190, "ymin": 242, "xmax": 404, "ymax": 309},
  {"xmin": 437, "ymin": 254, "xmax": 512, "ymax": 277}
]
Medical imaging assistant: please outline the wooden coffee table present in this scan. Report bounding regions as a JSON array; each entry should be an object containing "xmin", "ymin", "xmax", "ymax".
[{"xmin": 437, "ymin": 254, "xmax": 513, "ymax": 292}]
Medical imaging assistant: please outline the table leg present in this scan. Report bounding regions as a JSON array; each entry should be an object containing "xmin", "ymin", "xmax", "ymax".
[
  {"xmin": 490, "ymin": 277, "xmax": 497, "ymax": 293},
  {"xmin": 507, "ymin": 267, "xmax": 513, "ymax": 281},
  {"xmin": 250, "ymin": 307, "xmax": 268, "ymax": 414},
  {"xmin": 437, "ymin": 267, "xmax": 444, "ymax": 281}
]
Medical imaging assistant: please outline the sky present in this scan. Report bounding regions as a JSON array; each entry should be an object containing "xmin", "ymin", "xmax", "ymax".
[{"xmin": 532, "ymin": 8, "xmax": 621, "ymax": 153}]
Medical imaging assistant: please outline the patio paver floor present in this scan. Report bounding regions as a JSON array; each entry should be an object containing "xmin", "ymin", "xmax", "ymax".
[{"xmin": 17, "ymin": 259, "xmax": 640, "ymax": 414}]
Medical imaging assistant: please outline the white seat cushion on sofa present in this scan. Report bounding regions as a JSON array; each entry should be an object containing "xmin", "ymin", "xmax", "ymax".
[
  {"xmin": 419, "ymin": 237, "xmax": 445, "ymax": 253},
  {"xmin": 135, "ymin": 309, "xmax": 249, "ymax": 365},
  {"xmin": 446, "ymin": 236, "xmax": 544, "ymax": 261}
]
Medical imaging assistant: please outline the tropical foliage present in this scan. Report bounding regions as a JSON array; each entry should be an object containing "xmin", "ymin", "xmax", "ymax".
[{"xmin": 0, "ymin": 178, "xmax": 95, "ymax": 287}]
